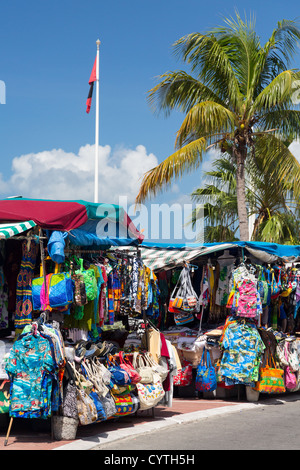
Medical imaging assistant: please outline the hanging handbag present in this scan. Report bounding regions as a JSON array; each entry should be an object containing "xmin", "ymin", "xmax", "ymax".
[
  {"xmin": 98, "ymin": 391, "xmax": 117, "ymax": 418},
  {"xmin": 173, "ymin": 360, "xmax": 193, "ymax": 387},
  {"xmin": 76, "ymin": 260, "xmax": 98, "ymax": 301},
  {"xmin": 254, "ymin": 356, "xmax": 286, "ymax": 394},
  {"xmin": 76, "ymin": 388, "xmax": 98, "ymax": 425},
  {"xmin": 108, "ymin": 358, "xmax": 132, "ymax": 386},
  {"xmin": 169, "ymin": 266, "xmax": 198, "ymax": 324},
  {"xmin": 284, "ymin": 343, "xmax": 297, "ymax": 391},
  {"xmin": 136, "ymin": 379, "xmax": 165, "ymax": 410},
  {"xmin": 113, "ymin": 394, "xmax": 135, "ymax": 416},
  {"xmin": 72, "ymin": 273, "xmax": 88, "ymax": 306},
  {"xmin": 144, "ymin": 352, "xmax": 169, "ymax": 382},
  {"xmin": 118, "ymin": 351, "xmax": 142, "ymax": 384},
  {"xmin": 132, "ymin": 353, "xmax": 156, "ymax": 384},
  {"xmin": 62, "ymin": 362, "xmax": 79, "ymax": 419},
  {"xmin": 195, "ymin": 348, "xmax": 217, "ymax": 392}
]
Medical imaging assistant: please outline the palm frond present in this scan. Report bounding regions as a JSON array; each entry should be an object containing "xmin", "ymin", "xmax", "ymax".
[
  {"xmin": 147, "ymin": 71, "xmax": 225, "ymax": 116},
  {"xmin": 135, "ymin": 138, "xmax": 207, "ymax": 204},
  {"xmin": 251, "ymin": 70, "xmax": 300, "ymax": 114},
  {"xmin": 175, "ymin": 101, "xmax": 236, "ymax": 148},
  {"xmin": 173, "ymin": 32, "xmax": 243, "ymax": 112}
]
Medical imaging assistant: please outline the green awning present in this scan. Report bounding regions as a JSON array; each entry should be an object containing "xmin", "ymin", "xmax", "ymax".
[{"xmin": 0, "ymin": 220, "xmax": 36, "ymax": 239}]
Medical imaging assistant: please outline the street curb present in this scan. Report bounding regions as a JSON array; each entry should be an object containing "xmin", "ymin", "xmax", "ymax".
[{"xmin": 53, "ymin": 402, "xmax": 263, "ymax": 451}]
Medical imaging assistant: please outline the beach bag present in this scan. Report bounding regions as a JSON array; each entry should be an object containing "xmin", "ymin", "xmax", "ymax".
[
  {"xmin": 49, "ymin": 272, "xmax": 74, "ymax": 307},
  {"xmin": 108, "ymin": 358, "xmax": 132, "ymax": 386},
  {"xmin": 72, "ymin": 273, "xmax": 88, "ymax": 306},
  {"xmin": 195, "ymin": 348, "xmax": 217, "ymax": 392},
  {"xmin": 168, "ymin": 266, "xmax": 199, "ymax": 319},
  {"xmin": 132, "ymin": 353, "xmax": 156, "ymax": 384},
  {"xmin": 113, "ymin": 394, "xmax": 135, "ymax": 416},
  {"xmin": 254, "ymin": 357, "xmax": 286, "ymax": 394},
  {"xmin": 136, "ymin": 378, "xmax": 165, "ymax": 410},
  {"xmin": 88, "ymin": 389, "xmax": 107, "ymax": 422},
  {"xmin": 173, "ymin": 360, "xmax": 193, "ymax": 387},
  {"xmin": 98, "ymin": 392, "xmax": 117, "ymax": 418},
  {"xmin": 118, "ymin": 351, "xmax": 142, "ymax": 384},
  {"xmin": 144, "ymin": 352, "xmax": 169, "ymax": 382},
  {"xmin": 284, "ymin": 343, "xmax": 297, "ymax": 390},
  {"xmin": 76, "ymin": 388, "xmax": 98, "ymax": 425}
]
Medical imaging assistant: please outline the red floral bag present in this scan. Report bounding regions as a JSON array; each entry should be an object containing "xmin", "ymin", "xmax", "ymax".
[{"xmin": 173, "ymin": 360, "xmax": 193, "ymax": 386}]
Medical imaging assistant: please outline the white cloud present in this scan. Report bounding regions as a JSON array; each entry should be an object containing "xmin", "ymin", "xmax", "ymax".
[{"xmin": 2, "ymin": 143, "xmax": 158, "ymax": 204}]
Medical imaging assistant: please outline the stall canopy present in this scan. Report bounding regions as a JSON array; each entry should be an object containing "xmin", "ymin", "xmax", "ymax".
[
  {"xmin": 139, "ymin": 241, "xmax": 300, "ymax": 270},
  {"xmin": 0, "ymin": 198, "xmax": 144, "ymax": 248},
  {"xmin": 0, "ymin": 221, "xmax": 37, "ymax": 239}
]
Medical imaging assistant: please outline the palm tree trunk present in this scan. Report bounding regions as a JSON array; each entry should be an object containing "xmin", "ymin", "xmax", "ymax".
[{"xmin": 235, "ymin": 145, "xmax": 249, "ymax": 241}]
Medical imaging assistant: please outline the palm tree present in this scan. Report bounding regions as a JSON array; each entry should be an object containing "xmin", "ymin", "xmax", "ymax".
[
  {"xmin": 136, "ymin": 13, "xmax": 300, "ymax": 241},
  {"xmin": 191, "ymin": 153, "xmax": 300, "ymax": 244}
]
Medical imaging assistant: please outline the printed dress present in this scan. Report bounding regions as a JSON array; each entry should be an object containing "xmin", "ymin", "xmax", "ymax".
[{"xmin": 15, "ymin": 240, "xmax": 39, "ymax": 329}]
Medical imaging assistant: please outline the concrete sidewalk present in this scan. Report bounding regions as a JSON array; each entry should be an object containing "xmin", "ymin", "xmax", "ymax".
[{"xmin": 0, "ymin": 396, "xmax": 264, "ymax": 451}]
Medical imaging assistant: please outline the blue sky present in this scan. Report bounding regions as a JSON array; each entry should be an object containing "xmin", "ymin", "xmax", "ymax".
[{"xmin": 1, "ymin": 0, "xmax": 300, "ymax": 241}]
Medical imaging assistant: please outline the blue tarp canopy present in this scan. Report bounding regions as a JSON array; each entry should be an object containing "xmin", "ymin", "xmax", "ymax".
[{"xmin": 139, "ymin": 241, "xmax": 300, "ymax": 271}]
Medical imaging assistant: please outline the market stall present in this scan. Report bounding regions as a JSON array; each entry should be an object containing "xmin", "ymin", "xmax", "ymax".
[
  {"xmin": 0, "ymin": 198, "xmax": 178, "ymax": 444},
  {"xmin": 136, "ymin": 241, "xmax": 300, "ymax": 402}
]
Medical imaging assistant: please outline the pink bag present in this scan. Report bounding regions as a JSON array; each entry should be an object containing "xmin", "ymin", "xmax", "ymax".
[
  {"xmin": 237, "ymin": 279, "xmax": 258, "ymax": 318},
  {"xmin": 118, "ymin": 351, "xmax": 142, "ymax": 384},
  {"xmin": 284, "ymin": 343, "xmax": 297, "ymax": 390}
]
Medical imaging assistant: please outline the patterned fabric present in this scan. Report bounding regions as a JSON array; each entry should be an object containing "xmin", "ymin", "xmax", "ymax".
[
  {"xmin": 237, "ymin": 279, "xmax": 258, "ymax": 318},
  {"xmin": 15, "ymin": 240, "xmax": 38, "ymax": 328},
  {"xmin": 219, "ymin": 320, "xmax": 265, "ymax": 385},
  {"xmin": 5, "ymin": 332, "xmax": 55, "ymax": 418}
]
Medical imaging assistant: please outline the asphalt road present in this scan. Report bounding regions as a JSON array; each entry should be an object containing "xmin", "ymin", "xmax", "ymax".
[{"xmin": 92, "ymin": 394, "xmax": 300, "ymax": 451}]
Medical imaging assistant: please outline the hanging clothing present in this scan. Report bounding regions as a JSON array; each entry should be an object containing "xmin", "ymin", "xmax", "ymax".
[
  {"xmin": 219, "ymin": 319, "xmax": 265, "ymax": 386},
  {"xmin": 15, "ymin": 240, "xmax": 39, "ymax": 329},
  {"xmin": 5, "ymin": 329, "xmax": 56, "ymax": 418}
]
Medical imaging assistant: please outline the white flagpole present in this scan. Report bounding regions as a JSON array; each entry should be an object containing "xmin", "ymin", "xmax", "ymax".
[{"xmin": 94, "ymin": 39, "xmax": 100, "ymax": 203}]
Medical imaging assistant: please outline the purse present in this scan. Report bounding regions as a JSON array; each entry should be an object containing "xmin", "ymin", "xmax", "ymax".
[
  {"xmin": 76, "ymin": 388, "xmax": 98, "ymax": 425},
  {"xmin": 108, "ymin": 358, "xmax": 132, "ymax": 386},
  {"xmin": 144, "ymin": 352, "xmax": 169, "ymax": 382},
  {"xmin": 132, "ymin": 353, "xmax": 156, "ymax": 384},
  {"xmin": 284, "ymin": 343, "xmax": 297, "ymax": 391},
  {"xmin": 136, "ymin": 380, "xmax": 165, "ymax": 410},
  {"xmin": 254, "ymin": 357, "xmax": 286, "ymax": 394},
  {"xmin": 168, "ymin": 266, "xmax": 199, "ymax": 323},
  {"xmin": 113, "ymin": 394, "xmax": 135, "ymax": 416},
  {"xmin": 195, "ymin": 348, "xmax": 217, "ymax": 392},
  {"xmin": 98, "ymin": 391, "xmax": 117, "ymax": 418},
  {"xmin": 118, "ymin": 351, "xmax": 142, "ymax": 384}
]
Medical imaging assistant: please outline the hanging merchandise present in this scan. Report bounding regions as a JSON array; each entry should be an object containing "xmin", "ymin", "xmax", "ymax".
[
  {"xmin": 132, "ymin": 352, "xmax": 156, "ymax": 384},
  {"xmin": 5, "ymin": 321, "xmax": 63, "ymax": 419},
  {"xmin": 135, "ymin": 377, "xmax": 165, "ymax": 410},
  {"xmin": 219, "ymin": 318, "xmax": 265, "ymax": 386},
  {"xmin": 173, "ymin": 360, "xmax": 193, "ymax": 387},
  {"xmin": 15, "ymin": 240, "xmax": 39, "ymax": 329},
  {"xmin": 253, "ymin": 357, "xmax": 286, "ymax": 394},
  {"xmin": 168, "ymin": 265, "xmax": 199, "ymax": 325},
  {"xmin": 118, "ymin": 351, "xmax": 142, "ymax": 385},
  {"xmin": 195, "ymin": 348, "xmax": 217, "ymax": 392}
]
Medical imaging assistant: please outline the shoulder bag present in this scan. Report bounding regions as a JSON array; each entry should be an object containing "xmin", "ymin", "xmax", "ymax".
[
  {"xmin": 118, "ymin": 351, "xmax": 142, "ymax": 384},
  {"xmin": 144, "ymin": 352, "xmax": 169, "ymax": 382},
  {"xmin": 195, "ymin": 348, "xmax": 217, "ymax": 392},
  {"xmin": 132, "ymin": 352, "xmax": 155, "ymax": 384}
]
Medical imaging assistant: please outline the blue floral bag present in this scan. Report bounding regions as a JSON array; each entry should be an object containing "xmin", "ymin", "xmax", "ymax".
[{"xmin": 195, "ymin": 348, "xmax": 217, "ymax": 392}]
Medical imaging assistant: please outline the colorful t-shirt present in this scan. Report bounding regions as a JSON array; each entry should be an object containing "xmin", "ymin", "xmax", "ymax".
[{"xmin": 219, "ymin": 320, "xmax": 265, "ymax": 385}]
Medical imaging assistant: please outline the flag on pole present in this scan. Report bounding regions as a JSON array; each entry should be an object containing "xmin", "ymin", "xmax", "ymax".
[{"xmin": 86, "ymin": 57, "xmax": 97, "ymax": 113}]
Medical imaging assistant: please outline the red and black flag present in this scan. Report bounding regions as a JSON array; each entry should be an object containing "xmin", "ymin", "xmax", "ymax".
[{"xmin": 86, "ymin": 57, "xmax": 97, "ymax": 113}]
